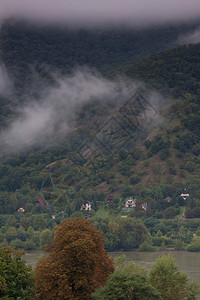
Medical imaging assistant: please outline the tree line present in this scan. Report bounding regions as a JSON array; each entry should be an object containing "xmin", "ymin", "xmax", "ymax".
[{"xmin": 0, "ymin": 218, "xmax": 199, "ymax": 299}]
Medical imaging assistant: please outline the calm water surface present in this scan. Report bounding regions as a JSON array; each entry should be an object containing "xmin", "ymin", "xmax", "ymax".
[
  {"xmin": 24, "ymin": 250, "xmax": 200, "ymax": 282},
  {"xmin": 110, "ymin": 250, "xmax": 200, "ymax": 282}
]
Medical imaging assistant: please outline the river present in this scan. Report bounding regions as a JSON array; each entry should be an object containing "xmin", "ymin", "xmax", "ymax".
[
  {"xmin": 24, "ymin": 249, "xmax": 200, "ymax": 282},
  {"xmin": 110, "ymin": 250, "xmax": 200, "ymax": 282}
]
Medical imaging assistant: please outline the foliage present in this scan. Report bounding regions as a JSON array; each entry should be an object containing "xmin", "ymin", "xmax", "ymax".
[
  {"xmin": 149, "ymin": 254, "xmax": 200, "ymax": 300},
  {"xmin": 174, "ymin": 239, "xmax": 184, "ymax": 250},
  {"xmin": 35, "ymin": 218, "xmax": 114, "ymax": 300},
  {"xmin": 186, "ymin": 236, "xmax": 200, "ymax": 252},
  {"xmin": 116, "ymin": 217, "xmax": 149, "ymax": 250},
  {"xmin": 92, "ymin": 257, "xmax": 161, "ymax": 300},
  {"xmin": 1, "ymin": 19, "xmax": 200, "ymax": 254},
  {"xmin": 93, "ymin": 216, "xmax": 149, "ymax": 251},
  {"xmin": 40, "ymin": 228, "xmax": 54, "ymax": 249},
  {"xmin": 186, "ymin": 207, "xmax": 200, "ymax": 218},
  {"xmin": 163, "ymin": 206, "xmax": 180, "ymax": 219},
  {"xmin": 0, "ymin": 247, "xmax": 35, "ymax": 300},
  {"xmin": 1, "ymin": 19, "xmax": 195, "ymax": 82},
  {"xmin": 124, "ymin": 42, "xmax": 200, "ymax": 96},
  {"xmin": 139, "ymin": 241, "xmax": 157, "ymax": 252}
]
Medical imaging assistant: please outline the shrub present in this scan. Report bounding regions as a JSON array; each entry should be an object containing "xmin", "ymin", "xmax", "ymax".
[
  {"xmin": 174, "ymin": 239, "xmax": 184, "ymax": 250},
  {"xmin": 187, "ymin": 237, "xmax": 200, "ymax": 252},
  {"xmin": 139, "ymin": 241, "xmax": 157, "ymax": 252}
]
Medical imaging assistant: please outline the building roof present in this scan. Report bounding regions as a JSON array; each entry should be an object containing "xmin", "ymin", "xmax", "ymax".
[
  {"xmin": 181, "ymin": 193, "xmax": 190, "ymax": 197},
  {"xmin": 36, "ymin": 198, "xmax": 45, "ymax": 207},
  {"xmin": 164, "ymin": 197, "xmax": 172, "ymax": 202}
]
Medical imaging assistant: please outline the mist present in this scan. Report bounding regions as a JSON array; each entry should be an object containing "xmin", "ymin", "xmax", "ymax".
[
  {"xmin": 1, "ymin": 0, "xmax": 200, "ymax": 28},
  {"xmin": 0, "ymin": 68, "xmax": 140, "ymax": 154},
  {"xmin": 0, "ymin": 67, "xmax": 165, "ymax": 155},
  {"xmin": 0, "ymin": 64, "xmax": 13, "ymax": 96},
  {"xmin": 177, "ymin": 27, "xmax": 200, "ymax": 45}
]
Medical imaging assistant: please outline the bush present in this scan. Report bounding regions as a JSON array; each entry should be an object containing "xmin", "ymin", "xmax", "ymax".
[
  {"xmin": 139, "ymin": 241, "xmax": 157, "ymax": 252},
  {"xmin": 186, "ymin": 207, "xmax": 200, "ymax": 218},
  {"xmin": 10, "ymin": 238, "xmax": 24, "ymax": 249},
  {"xmin": 186, "ymin": 242, "xmax": 200, "ymax": 252},
  {"xmin": 163, "ymin": 206, "xmax": 180, "ymax": 219},
  {"xmin": 152, "ymin": 237, "xmax": 171, "ymax": 247},
  {"xmin": 24, "ymin": 240, "xmax": 37, "ymax": 250},
  {"xmin": 186, "ymin": 238, "xmax": 200, "ymax": 252},
  {"xmin": 174, "ymin": 239, "xmax": 184, "ymax": 250}
]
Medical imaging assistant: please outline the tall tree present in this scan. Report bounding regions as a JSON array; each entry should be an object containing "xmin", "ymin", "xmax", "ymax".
[
  {"xmin": 0, "ymin": 247, "xmax": 35, "ymax": 300},
  {"xmin": 149, "ymin": 254, "xmax": 200, "ymax": 300},
  {"xmin": 35, "ymin": 218, "xmax": 114, "ymax": 300},
  {"xmin": 92, "ymin": 255, "xmax": 161, "ymax": 300}
]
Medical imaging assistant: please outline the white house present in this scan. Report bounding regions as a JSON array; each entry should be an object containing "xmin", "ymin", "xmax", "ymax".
[
  {"xmin": 125, "ymin": 197, "xmax": 136, "ymax": 208},
  {"xmin": 122, "ymin": 197, "xmax": 137, "ymax": 211},
  {"xmin": 181, "ymin": 189, "xmax": 190, "ymax": 201},
  {"xmin": 80, "ymin": 201, "xmax": 92, "ymax": 211}
]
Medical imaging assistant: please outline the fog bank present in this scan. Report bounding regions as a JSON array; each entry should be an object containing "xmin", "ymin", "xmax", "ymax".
[{"xmin": 0, "ymin": 0, "xmax": 200, "ymax": 27}]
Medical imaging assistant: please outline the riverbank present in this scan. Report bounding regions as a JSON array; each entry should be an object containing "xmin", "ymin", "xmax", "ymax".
[{"xmin": 24, "ymin": 249, "xmax": 200, "ymax": 282}]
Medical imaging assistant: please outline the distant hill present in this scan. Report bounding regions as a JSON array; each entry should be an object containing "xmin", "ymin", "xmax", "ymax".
[
  {"xmin": 1, "ymin": 19, "xmax": 200, "ymax": 91},
  {"xmin": 121, "ymin": 42, "xmax": 200, "ymax": 96},
  {"xmin": 0, "ymin": 20, "xmax": 200, "ymax": 217}
]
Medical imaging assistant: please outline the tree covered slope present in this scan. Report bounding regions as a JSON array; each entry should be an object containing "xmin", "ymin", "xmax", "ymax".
[{"xmin": 0, "ymin": 20, "xmax": 200, "ymax": 219}]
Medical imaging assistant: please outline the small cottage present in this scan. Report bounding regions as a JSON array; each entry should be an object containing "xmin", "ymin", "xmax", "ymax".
[
  {"xmin": 80, "ymin": 201, "xmax": 92, "ymax": 211},
  {"xmin": 124, "ymin": 197, "xmax": 136, "ymax": 208},
  {"xmin": 122, "ymin": 197, "xmax": 136, "ymax": 211},
  {"xmin": 18, "ymin": 207, "xmax": 25, "ymax": 213},
  {"xmin": 180, "ymin": 189, "xmax": 190, "ymax": 201},
  {"xmin": 107, "ymin": 195, "xmax": 114, "ymax": 203},
  {"xmin": 164, "ymin": 197, "xmax": 172, "ymax": 203}
]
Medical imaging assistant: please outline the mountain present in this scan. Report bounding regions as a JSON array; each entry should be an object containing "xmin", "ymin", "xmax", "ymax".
[
  {"xmin": 0, "ymin": 19, "xmax": 200, "ymax": 220},
  {"xmin": 1, "ymin": 19, "xmax": 199, "ymax": 92},
  {"xmin": 121, "ymin": 42, "xmax": 200, "ymax": 96}
]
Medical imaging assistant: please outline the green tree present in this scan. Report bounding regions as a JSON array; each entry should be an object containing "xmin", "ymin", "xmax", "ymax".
[
  {"xmin": 0, "ymin": 247, "xmax": 35, "ymax": 299},
  {"xmin": 40, "ymin": 228, "xmax": 53, "ymax": 249},
  {"xmin": 35, "ymin": 218, "xmax": 114, "ymax": 300},
  {"xmin": 149, "ymin": 254, "xmax": 199, "ymax": 300},
  {"xmin": 92, "ymin": 258, "xmax": 161, "ymax": 300},
  {"xmin": 33, "ymin": 215, "xmax": 47, "ymax": 230},
  {"xmin": 118, "ymin": 217, "xmax": 148, "ymax": 250},
  {"xmin": 187, "ymin": 236, "xmax": 200, "ymax": 252},
  {"xmin": 139, "ymin": 241, "xmax": 157, "ymax": 252},
  {"xmin": 10, "ymin": 238, "xmax": 24, "ymax": 249}
]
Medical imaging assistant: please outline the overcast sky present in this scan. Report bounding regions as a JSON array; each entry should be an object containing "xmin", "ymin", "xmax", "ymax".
[{"xmin": 1, "ymin": 0, "xmax": 200, "ymax": 27}]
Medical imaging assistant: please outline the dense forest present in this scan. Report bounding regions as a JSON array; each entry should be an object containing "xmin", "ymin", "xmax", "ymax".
[{"xmin": 0, "ymin": 19, "xmax": 200, "ymax": 251}]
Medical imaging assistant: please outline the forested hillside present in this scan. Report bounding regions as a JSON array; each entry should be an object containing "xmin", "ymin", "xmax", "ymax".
[
  {"xmin": 122, "ymin": 42, "xmax": 200, "ymax": 96},
  {"xmin": 0, "ymin": 19, "xmax": 200, "ymax": 251},
  {"xmin": 0, "ymin": 19, "xmax": 199, "ymax": 94}
]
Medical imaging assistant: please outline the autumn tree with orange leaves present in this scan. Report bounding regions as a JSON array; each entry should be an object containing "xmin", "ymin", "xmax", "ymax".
[{"xmin": 35, "ymin": 218, "xmax": 114, "ymax": 300}]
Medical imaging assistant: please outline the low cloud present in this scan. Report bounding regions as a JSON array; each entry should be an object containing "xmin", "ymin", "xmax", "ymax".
[
  {"xmin": 0, "ymin": 64, "xmax": 13, "ymax": 96},
  {"xmin": 0, "ymin": 67, "xmax": 166, "ymax": 155},
  {"xmin": 0, "ymin": 0, "xmax": 200, "ymax": 27},
  {"xmin": 177, "ymin": 27, "xmax": 200, "ymax": 45},
  {"xmin": 0, "ymin": 68, "xmax": 141, "ymax": 154}
]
